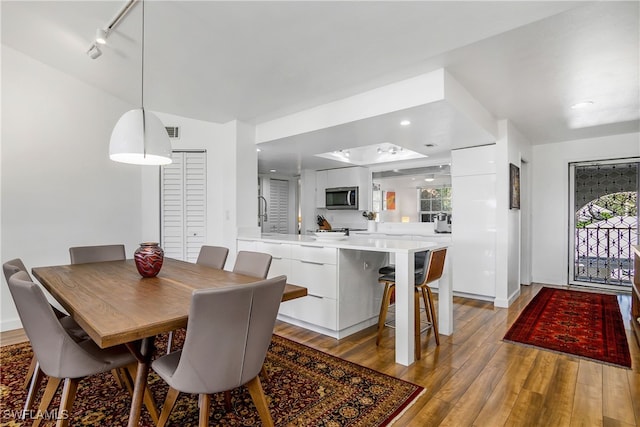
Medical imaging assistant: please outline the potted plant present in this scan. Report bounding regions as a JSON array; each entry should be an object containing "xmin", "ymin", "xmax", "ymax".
[{"xmin": 363, "ymin": 211, "xmax": 377, "ymax": 231}]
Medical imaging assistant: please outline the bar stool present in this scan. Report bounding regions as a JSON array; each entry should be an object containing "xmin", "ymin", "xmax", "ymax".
[{"xmin": 376, "ymin": 248, "xmax": 447, "ymax": 360}]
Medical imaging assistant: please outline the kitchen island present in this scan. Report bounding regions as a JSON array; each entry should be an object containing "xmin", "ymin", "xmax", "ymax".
[{"xmin": 237, "ymin": 233, "xmax": 450, "ymax": 366}]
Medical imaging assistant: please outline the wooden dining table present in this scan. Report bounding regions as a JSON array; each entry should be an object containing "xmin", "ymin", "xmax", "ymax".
[{"xmin": 32, "ymin": 257, "xmax": 306, "ymax": 427}]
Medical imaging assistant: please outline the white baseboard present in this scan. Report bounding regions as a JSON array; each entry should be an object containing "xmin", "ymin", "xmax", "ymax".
[
  {"xmin": 494, "ymin": 288, "xmax": 521, "ymax": 308},
  {"xmin": 1, "ymin": 318, "xmax": 22, "ymax": 333}
]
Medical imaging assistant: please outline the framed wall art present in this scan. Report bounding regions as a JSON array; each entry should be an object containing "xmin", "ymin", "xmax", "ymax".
[{"xmin": 510, "ymin": 163, "xmax": 520, "ymax": 209}]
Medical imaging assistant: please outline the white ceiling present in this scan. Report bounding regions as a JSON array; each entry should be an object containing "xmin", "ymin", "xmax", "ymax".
[{"xmin": 2, "ymin": 1, "xmax": 638, "ymax": 176}]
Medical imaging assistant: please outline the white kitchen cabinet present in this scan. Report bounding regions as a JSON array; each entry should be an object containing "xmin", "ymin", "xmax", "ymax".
[
  {"xmin": 279, "ymin": 295, "xmax": 337, "ymax": 330},
  {"xmin": 255, "ymin": 242, "xmax": 290, "ymax": 279},
  {"xmin": 243, "ymin": 239, "xmax": 339, "ymax": 329},
  {"xmin": 236, "ymin": 240, "xmax": 257, "ymax": 252},
  {"xmin": 290, "ymin": 260, "xmax": 337, "ymax": 299},
  {"xmin": 315, "ymin": 170, "xmax": 327, "ymax": 208},
  {"xmin": 451, "ymin": 145, "xmax": 496, "ymax": 298}
]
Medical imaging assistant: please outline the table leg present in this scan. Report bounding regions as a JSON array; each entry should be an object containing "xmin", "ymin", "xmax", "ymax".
[
  {"xmin": 394, "ymin": 251, "xmax": 415, "ymax": 366},
  {"xmin": 126, "ymin": 338, "xmax": 155, "ymax": 427}
]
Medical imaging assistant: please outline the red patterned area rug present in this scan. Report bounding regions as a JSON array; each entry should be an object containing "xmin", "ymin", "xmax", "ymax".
[
  {"xmin": 504, "ymin": 287, "xmax": 631, "ymax": 368},
  {"xmin": 0, "ymin": 333, "xmax": 423, "ymax": 426}
]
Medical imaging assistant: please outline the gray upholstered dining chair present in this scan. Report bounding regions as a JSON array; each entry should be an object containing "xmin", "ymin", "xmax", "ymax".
[
  {"xmin": 69, "ymin": 244, "xmax": 126, "ymax": 264},
  {"xmin": 196, "ymin": 245, "xmax": 229, "ymax": 269},
  {"xmin": 7, "ymin": 271, "xmax": 138, "ymax": 427},
  {"xmin": 165, "ymin": 245, "xmax": 231, "ymax": 354},
  {"xmin": 2, "ymin": 259, "xmax": 88, "ymax": 416},
  {"xmin": 152, "ymin": 275, "xmax": 286, "ymax": 427},
  {"xmin": 232, "ymin": 251, "xmax": 272, "ymax": 279}
]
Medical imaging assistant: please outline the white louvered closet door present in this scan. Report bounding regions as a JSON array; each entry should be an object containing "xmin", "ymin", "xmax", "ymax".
[
  {"xmin": 161, "ymin": 151, "xmax": 207, "ymax": 262},
  {"xmin": 268, "ymin": 179, "xmax": 289, "ymax": 234}
]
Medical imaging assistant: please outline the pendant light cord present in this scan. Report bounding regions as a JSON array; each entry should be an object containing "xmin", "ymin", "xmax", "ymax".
[
  {"xmin": 141, "ymin": 0, "xmax": 145, "ymax": 110},
  {"xmin": 141, "ymin": 0, "xmax": 146, "ymax": 157}
]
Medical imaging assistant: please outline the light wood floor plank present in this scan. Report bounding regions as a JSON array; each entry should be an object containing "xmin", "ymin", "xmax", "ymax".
[
  {"xmin": 538, "ymin": 355, "xmax": 579, "ymax": 426},
  {"xmin": 472, "ymin": 349, "xmax": 538, "ymax": 426},
  {"xmin": 570, "ymin": 360, "xmax": 604, "ymax": 427},
  {"xmin": 603, "ymin": 365, "xmax": 636, "ymax": 425}
]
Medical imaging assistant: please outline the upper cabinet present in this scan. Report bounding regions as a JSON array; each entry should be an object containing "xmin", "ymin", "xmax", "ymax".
[
  {"xmin": 316, "ymin": 170, "xmax": 328, "ymax": 208},
  {"xmin": 316, "ymin": 167, "xmax": 370, "ymax": 210}
]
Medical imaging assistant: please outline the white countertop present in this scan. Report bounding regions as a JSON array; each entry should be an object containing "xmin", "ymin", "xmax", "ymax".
[
  {"xmin": 238, "ymin": 233, "xmax": 448, "ymax": 253},
  {"xmin": 351, "ymin": 230, "xmax": 452, "ymax": 238}
]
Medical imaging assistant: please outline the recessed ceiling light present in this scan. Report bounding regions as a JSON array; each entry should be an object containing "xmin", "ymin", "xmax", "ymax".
[
  {"xmin": 256, "ymin": 148, "xmax": 261, "ymax": 152},
  {"xmin": 570, "ymin": 100, "xmax": 594, "ymax": 109},
  {"xmin": 424, "ymin": 177, "xmax": 435, "ymax": 182},
  {"xmin": 400, "ymin": 120, "xmax": 411, "ymax": 126},
  {"xmin": 270, "ymin": 169, "xmax": 276, "ymax": 173}
]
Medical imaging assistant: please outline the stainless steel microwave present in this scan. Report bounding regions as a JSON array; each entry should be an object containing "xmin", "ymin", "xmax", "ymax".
[{"xmin": 326, "ymin": 187, "xmax": 359, "ymax": 210}]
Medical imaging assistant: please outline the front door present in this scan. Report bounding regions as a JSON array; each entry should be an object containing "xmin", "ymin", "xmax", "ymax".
[{"xmin": 569, "ymin": 159, "xmax": 639, "ymax": 289}]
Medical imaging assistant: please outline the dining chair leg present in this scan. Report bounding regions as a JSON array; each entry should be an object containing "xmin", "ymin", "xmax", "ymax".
[
  {"xmin": 23, "ymin": 361, "xmax": 45, "ymax": 417},
  {"xmin": 166, "ymin": 330, "xmax": 174, "ymax": 354},
  {"xmin": 111, "ymin": 368, "xmax": 125, "ymax": 389},
  {"xmin": 425, "ymin": 286, "xmax": 440, "ymax": 345},
  {"xmin": 23, "ymin": 355, "xmax": 37, "ymax": 389},
  {"xmin": 224, "ymin": 390, "xmax": 232, "ymax": 412},
  {"xmin": 157, "ymin": 387, "xmax": 180, "ymax": 427},
  {"xmin": 260, "ymin": 365, "xmax": 270, "ymax": 382},
  {"xmin": 414, "ymin": 288, "xmax": 421, "ymax": 360},
  {"xmin": 376, "ymin": 282, "xmax": 393, "ymax": 346},
  {"xmin": 56, "ymin": 378, "xmax": 79, "ymax": 427},
  {"xmin": 32, "ymin": 376, "xmax": 62, "ymax": 427},
  {"xmin": 199, "ymin": 394, "xmax": 210, "ymax": 427},
  {"xmin": 246, "ymin": 376, "xmax": 274, "ymax": 427}
]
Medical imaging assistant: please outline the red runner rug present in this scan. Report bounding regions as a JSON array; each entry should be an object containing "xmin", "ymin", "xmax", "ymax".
[{"xmin": 504, "ymin": 287, "xmax": 631, "ymax": 368}]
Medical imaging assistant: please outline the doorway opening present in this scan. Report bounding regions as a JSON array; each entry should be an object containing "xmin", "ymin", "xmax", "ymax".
[{"xmin": 569, "ymin": 159, "xmax": 638, "ymax": 290}]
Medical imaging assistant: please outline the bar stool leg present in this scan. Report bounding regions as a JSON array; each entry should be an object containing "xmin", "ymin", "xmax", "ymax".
[
  {"xmin": 414, "ymin": 287, "xmax": 421, "ymax": 360},
  {"xmin": 376, "ymin": 282, "xmax": 394, "ymax": 346},
  {"xmin": 423, "ymin": 285, "xmax": 439, "ymax": 345}
]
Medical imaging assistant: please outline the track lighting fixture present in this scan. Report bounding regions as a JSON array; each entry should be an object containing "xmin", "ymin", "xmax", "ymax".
[
  {"xmin": 87, "ymin": 44, "xmax": 102, "ymax": 59},
  {"xmin": 95, "ymin": 28, "xmax": 108, "ymax": 45},
  {"xmin": 86, "ymin": 0, "xmax": 136, "ymax": 60}
]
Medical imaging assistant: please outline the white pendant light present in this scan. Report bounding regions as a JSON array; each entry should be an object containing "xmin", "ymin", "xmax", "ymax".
[{"xmin": 109, "ymin": 0, "xmax": 172, "ymax": 166}]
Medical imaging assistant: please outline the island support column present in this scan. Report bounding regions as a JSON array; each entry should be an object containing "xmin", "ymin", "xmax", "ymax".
[
  {"xmin": 394, "ymin": 251, "xmax": 415, "ymax": 366},
  {"xmin": 438, "ymin": 257, "xmax": 453, "ymax": 335}
]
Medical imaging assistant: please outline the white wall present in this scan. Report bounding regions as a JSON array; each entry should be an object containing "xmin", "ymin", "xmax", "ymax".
[
  {"xmin": 1, "ymin": 46, "xmax": 141, "ymax": 330},
  {"xmin": 494, "ymin": 120, "xmax": 532, "ymax": 307},
  {"xmin": 531, "ymin": 132, "xmax": 640, "ymax": 285},
  {"xmin": 144, "ymin": 112, "xmax": 237, "ymax": 266},
  {"xmin": 1, "ymin": 46, "xmax": 252, "ymax": 331}
]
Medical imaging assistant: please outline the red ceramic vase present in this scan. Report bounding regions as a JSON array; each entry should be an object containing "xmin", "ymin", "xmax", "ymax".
[{"xmin": 134, "ymin": 242, "xmax": 164, "ymax": 278}]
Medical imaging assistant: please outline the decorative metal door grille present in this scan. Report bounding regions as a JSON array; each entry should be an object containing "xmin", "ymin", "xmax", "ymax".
[{"xmin": 572, "ymin": 161, "xmax": 638, "ymax": 287}]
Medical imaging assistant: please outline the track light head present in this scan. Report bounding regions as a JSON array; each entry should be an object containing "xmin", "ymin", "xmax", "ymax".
[
  {"xmin": 87, "ymin": 44, "xmax": 102, "ymax": 59},
  {"xmin": 96, "ymin": 28, "xmax": 107, "ymax": 45}
]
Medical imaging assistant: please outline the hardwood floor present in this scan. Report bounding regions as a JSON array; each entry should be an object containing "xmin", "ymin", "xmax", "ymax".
[
  {"xmin": 3, "ymin": 283, "xmax": 638, "ymax": 426},
  {"xmin": 272, "ymin": 283, "xmax": 640, "ymax": 427}
]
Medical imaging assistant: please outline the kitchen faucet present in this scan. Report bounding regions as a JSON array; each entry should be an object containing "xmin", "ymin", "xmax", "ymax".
[{"xmin": 258, "ymin": 195, "xmax": 268, "ymax": 224}]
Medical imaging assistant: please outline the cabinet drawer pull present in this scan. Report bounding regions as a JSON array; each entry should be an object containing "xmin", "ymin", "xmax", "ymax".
[
  {"xmin": 306, "ymin": 294, "xmax": 323, "ymax": 299},
  {"xmin": 301, "ymin": 245, "xmax": 319, "ymax": 248},
  {"xmin": 272, "ymin": 256, "xmax": 282, "ymax": 260},
  {"xmin": 301, "ymin": 260, "xmax": 324, "ymax": 266}
]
